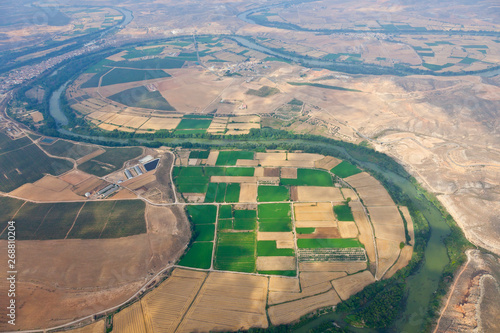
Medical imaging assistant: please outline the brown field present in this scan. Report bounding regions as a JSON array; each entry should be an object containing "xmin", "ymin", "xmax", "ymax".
[
  {"xmin": 112, "ymin": 301, "xmax": 147, "ymax": 333},
  {"xmin": 294, "ymin": 203, "xmax": 336, "ymax": 228},
  {"xmin": 373, "ymin": 223, "xmax": 405, "ymax": 243},
  {"xmin": 59, "ymin": 170, "xmax": 93, "ymax": 185},
  {"xmin": 350, "ymin": 201, "xmax": 376, "ymax": 263},
  {"xmin": 297, "ymin": 227, "xmax": 340, "ymax": 238},
  {"xmin": 141, "ymin": 269, "xmax": 207, "ymax": 333},
  {"xmin": 9, "ymin": 175, "xmax": 84, "ymax": 201},
  {"xmin": 177, "ymin": 271, "xmax": 268, "ymax": 332},
  {"xmin": 355, "ymin": 185, "xmax": 395, "ymax": 206},
  {"xmin": 239, "ymin": 183, "xmax": 258, "ymax": 202},
  {"xmin": 258, "ymin": 232, "xmax": 294, "ymax": 242},
  {"xmin": 276, "ymin": 240, "xmax": 295, "ymax": 248},
  {"xmin": 73, "ymin": 177, "xmax": 108, "ymax": 196},
  {"xmin": 98, "ymin": 123, "xmax": 121, "ymax": 131},
  {"xmin": 109, "ymin": 188, "xmax": 138, "ymax": 200},
  {"xmin": 30, "ymin": 111, "xmax": 44, "ymax": 122},
  {"xmin": 368, "ymin": 205, "xmax": 405, "ymax": 242},
  {"xmin": 298, "ymin": 262, "xmax": 367, "ymax": 274},
  {"xmin": 280, "ymin": 167, "xmax": 297, "ymax": 179},
  {"xmin": 268, "ymin": 281, "xmax": 332, "ymax": 305},
  {"xmin": 263, "ymin": 167, "xmax": 280, "ymax": 177},
  {"xmin": 255, "ymin": 152, "xmax": 287, "ymax": 162},
  {"xmin": 338, "ymin": 222, "xmax": 359, "ymax": 238},
  {"xmin": 269, "ymin": 276, "xmax": 300, "ymax": 292},
  {"xmin": 299, "ymin": 271, "xmax": 347, "ymax": 289},
  {"xmin": 399, "ymin": 206, "xmax": 415, "ymax": 245},
  {"xmin": 205, "ymin": 151, "xmax": 219, "ymax": 166},
  {"xmin": 343, "ymin": 172, "xmax": 376, "ymax": 187},
  {"xmin": 376, "ymin": 239, "xmax": 402, "ymax": 280},
  {"xmin": 295, "ymin": 186, "xmax": 344, "ymax": 202},
  {"xmin": 260, "ymin": 159, "xmax": 316, "ymax": 168},
  {"xmin": 257, "ymin": 256, "xmax": 296, "ymax": 271},
  {"xmin": 331, "ymin": 270, "xmax": 375, "ymax": 300},
  {"xmin": 226, "ymin": 122, "xmax": 260, "ymax": 130},
  {"xmin": 140, "ymin": 117, "xmax": 182, "ymax": 131},
  {"xmin": 268, "ymin": 290, "xmax": 341, "ymax": 325},
  {"xmin": 314, "ymin": 155, "xmax": 342, "ymax": 170},
  {"xmin": 76, "ymin": 149, "xmax": 105, "ymax": 164},
  {"xmin": 385, "ymin": 245, "xmax": 413, "ymax": 279},
  {"xmin": 230, "ymin": 115, "xmax": 260, "ymax": 123},
  {"xmin": 210, "ymin": 176, "xmax": 256, "ymax": 183},
  {"xmin": 68, "ymin": 320, "xmax": 105, "ymax": 333}
]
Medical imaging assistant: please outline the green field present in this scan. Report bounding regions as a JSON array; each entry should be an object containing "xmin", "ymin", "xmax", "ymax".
[
  {"xmin": 172, "ymin": 166, "xmax": 210, "ymax": 193},
  {"xmin": 0, "ymin": 197, "xmax": 25, "ymax": 233},
  {"xmin": 234, "ymin": 209, "xmax": 257, "ymax": 230},
  {"xmin": 218, "ymin": 204, "xmax": 232, "ymax": 219},
  {"xmin": 281, "ymin": 168, "xmax": 333, "ymax": 186},
  {"xmin": 225, "ymin": 167, "xmax": 255, "ymax": 176},
  {"xmin": 173, "ymin": 129, "xmax": 207, "ymax": 135},
  {"xmin": 334, "ymin": 204, "xmax": 354, "ymax": 221},
  {"xmin": 178, "ymin": 242, "xmax": 213, "ymax": 269},
  {"xmin": 194, "ymin": 224, "xmax": 215, "ymax": 242},
  {"xmin": 215, "ymin": 183, "xmax": 227, "ymax": 202},
  {"xmin": 258, "ymin": 203, "xmax": 292, "ymax": 232},
  {"xmin": 41, "ymin": 140, "xmax": 100, "ymax": 160},
  {"xmin": 123, "ymin": 47, "xmax": 165, "ymax": 59},
  {"xmin": 189, "ymin": 150, "xmax": 210, "ymax": 159},
  {"xmin": 100, "ymin": 200, "xmax": 147, "ymax": 238},
  {"xmin": 67, "ymin": 201, "xmax": 116, "ymax": 239},
  {"xmin": 215, "ymin": 151, "xmax": 254, "ymax": 165},
  {"xmin": 296, "ymin": 227, "xmax": 315, "ymax": 234},
  {"xmin": 175, "ymin": 167, "xmax": 246, "ymax": 196},
  {"xmin": 288, "ymin": 82, "xmax": 362, "ymax": 92},
  {"xmin": 204, "ymin": 183, "xmax": 218, "ymax": 202},
  {"xmin": 214, "ymin": 231, "xmax": 256, "ymax": 273},
  {"xmin": 297, "ymin": 238, "xmax": 362, "ymax": 248},
  {"xmin": 79, "ymin": 147, "xmax": 142, "ymax": 177},
  {"xmin": 225, "ymin": 183, "xmax": 240, "ymax": 203},
  {"xmin": 257, "ymin": 240, "xmax": 295, "ymax": 256},
  {"xmin": 0, "ymin": 140, "xmax": 73, "ymax": 192},
  {"xmin": 176, "ymin": 118, "xmax": 212, "ymax": 130},
  {"xmin": 258, "ymin": 270, "xmax": 296, "ymax": 276},
  {"xmin": 186, "ymin": 205, "xmax": 217, "ymax": 224},
  {"xmin": 245, "ymin": 85, "xmax": 280, "ymax": 97},
  {"xmin": 108, "ymin": 86, "xmax": 175, "ymax": 111},
  {"xmin": 257, "ymin": 185, "xmax": 289, "ymax": 202},
  {"xmin": 330, "ymin": 161, "xmax": 362, "ymax": 178},
  {"xmin": 1, "ymin": 200, "xmax": 143, "ymax": 240}
]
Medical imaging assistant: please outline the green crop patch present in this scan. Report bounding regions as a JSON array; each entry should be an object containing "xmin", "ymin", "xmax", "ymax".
[
  {"xmin": 258, "ymin": 270, "xmax": 296, "ymax": 276},
  {"xmin": 233, "ymin": 219, "xmax": 256, "ymax": 230},
  {"xmin": 225, "ymin": 183, "xmax": 240, "ymax": 203},
  {"xmin": 215, "ymin": 183, "xmax": 227, "ymax": 202},
  {"xmin": 79, "ymin": 147, "xmax": 142, "ymax": 177},
  {"xmin": 204, "ymin": 183, "xmax": 218, "ymax": 202},
  {"xmin": 235, "ymin": 209, "xmax": 257, "ymax": 219},
  {"xmin": 281, "ymin": 168, "xmax": 333, "ymax": 186},
  {"xmin": 257, "ymin": 185, "xmax": 289, "ymax": 202},
  {"xmin": 68, "ymin": 201, "xmax": 116, "ymax": 239},
  {"xmin": 187, "ymin": 205, "xmax": 217, "ymax": 224},
  {"xmin": 225, "ymin": 167, "xmax": 255, "ymax": 176},
  {"xmin": 177, "ymin": 183, "xmax": 209, "ymax": 193},
  {"xmin": 257, "ymin": 240, "xmax": 295, "ymax": 256},
  {"xmin": 194, "ymin": 224, "xmax": 215, "ymax": 242},
  {"xmin": 258, "ymin": 203, "xmax": 291, "ymax": 220},
  {"xmin": 331, "ymin": 161, "xmax": 362, "ymax": 178},
  {"xmin": 334, "ymin": 204, "xmax": 354, "ymax": 221},
  {"xmin": 204, "ymin": 167, "xmax": 226, "ymax": 176},
  {"xmin": 173, "ymin": 166, "xmax": 210, "ymax": 194},
  {"xmin": 219, "ymin": 205, "xmax": 232, "ymax": 219},
  {"xmin": 216, "ymin": 151, "xmax": 254, "ymax": 166},
  {"xmin": 189, "ymin": 150, "xmax": 210, "ymax": 159},
  {"xmin": 0, "ymin": 197, "xmax": 24, "ymax": 233},
  {"xmin": 101, "ymin": 200, "xmax": 146, "ymax": 238},
  {"xmin": 0, "ymin": 143, "xmax": 73, "ymax": 192},
  {"xmin": 179, "ymin": 242, "xmax": 213, "ymax": 269},
  {"xmin": 108, "ymin": 86, "xmax": 175, "ymax": 111},
  {"xmin": 218, "ymin": 219, "xmax": 233, "ymax": 231},
  {"xmin": 259, "ymin": 220, "xmax": 292, "ymax": 232},
  {"xmin": 42, "ymin": 140, "xmax": 100, "ymax": 160},
  {"xmin": 297, "ymin": 238, "xmax": 362, "ymax": 248},
  {"xmin": 215, "ymin": 232, "xmax": 256, "ymax": 273},
  {"xmin": 296, "ymin": 227, "xmax": 316, "ymax": 234},
  {"xmin": 176, "ymin": 118, "xmax": 212, "ymax": 130},
  {"xmin": 173, "ymin": 129, "xmax": 207, "ymax": 135}
]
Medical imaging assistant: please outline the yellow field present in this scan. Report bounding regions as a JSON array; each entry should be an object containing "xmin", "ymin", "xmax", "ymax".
[
  {"xmin": 376, "ymin": 239, "xmax": 402, "ymax": 280},
  {"xmin": 257, "ymin": 232, "xmax": 294, "ymax": 242},
  {"xmin": 257, "ymin": 256, "xmax": 296, "ymax": 271},
  {"xmin": 269, "ymin": 281, "xmax": 332, "ymax": 305},
  {"xmin": 268, "ymin": 290, "xmax": 341, "ymax": 325},
  {"xmin": 140, "ymin": 117, "xmax": 181, "ymax": 131},
  {"xmin": 177, "ymin": 271, "xmax": 268, "ymax": 332},
  {"xmin": 295, "ymin": 186, "xmax": 344, "ymax": 202},
  {"xmin": 338, "ymin": 221, "xmax": 359, "ymax": 238},
  {"xmin": 68, "ymin": 320, "xmax": 105, "ymax": 333},
  {"xmin": 298, "ymin": 261, "xmax": 367, "ymax": 273},
  {"xmin": 280, "ymin": 167, "xmax": 297, "ymax": 179},
  {"xmin": 269, "ymin": 276, "xmax": 300, "ymax": 292},
  {"xmin": 331, "ymin": 270, "xmax": 375, "ymax": 300},
  {"xmin": 112, "ymin": 302, "xmax": 147, "ymax": 333},
  {"xmin": 294, "ymin": 203, "xmax": 336, "ymax": 228},
  {"xmin": 385, "ymin": 245, "xmax": 413, "ymax": 279},
  {"xmin": 368, "ymin": 206, "xmax": 405, "ymax": 242},
  {"xmin": 239, "ymin": 183, "xmax": 258, "ymax": 202},
  {"xmin": 140, "ymin": 268, "xmax": 206, "ymax": 333},
  {"xmin": 350, "ymin": 201, "xmax": 376, "ymax": 263},
  {"xmin": 299, "ymin": 271, "xmax": 347, "ymax": 289},
  {"xmin": 205, "ymin": 151, "xmax": 219, "ymax": 166},
  {"xmin": 314, "ymin": 155, "xmax": 342, "ymax": 170}
]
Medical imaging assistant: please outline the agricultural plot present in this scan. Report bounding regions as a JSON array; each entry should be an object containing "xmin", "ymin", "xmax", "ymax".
[
  {"xmin": 178, "ymin": 242, "xmax": 213, "ymax": 269},
  {"xmin": 257, "ymin": 185, "xmax": 289, "ymax": 202},
  {"xmin": 78, "ymin": 147, "xmax": 142, "ymax": 177},
  {"xmin": 41, "ymin": 139, "xmax": 100, "ymax": 160},
  {"xmin": 82, "ymin": 68, "xmax": 170, "ymax": 88},
  {"xmin": 172, "ymin": 166, "xmax": 210, "ymax": 193},
  {"xmin": 334, "ymin": 203, "xmax": 354, "ymax": 221},
  {"xmin": 67, "ymin": 201, "xmax": 116, "ymax": 239},
  {"xmin": 189, "ymin": 150, "xmax": 210, "ymax": 159},
  {"xmin": 186, "ymin": 205, "xmax": 217, "ymax": 224},
  {"xmin": 331, "ymin": 161, "xmax": 362, "ymax": 178},
  {"xmin": 297, "ymin": 238, "xmax": 362, "ymax": 248},
  {"xmin": 258, "ymin": 203, "xmax": 292, "ymax": 232},
  {"xmin": 0, "ymin": 133, "xmax": 31, "ymax": 153},
  {"xmin": 0, "ymin": 142, "xmax": 73, "ymax": 192},
  {"xmin": 214, "ymin": 231, "xmax": 256, "ymax": 273},
  {"xmin": 176, "ymin": 118, "xmax": 213, "ymax": 130},
  {"xmin": 108, "ymin": 86, "xmax": 176, "ymax": 111},
  {"xmin": 100, "ymin": 200, "xmax": 147, "ymax": 238},
  {"xmin": 218, "ymin": 207, "xmax": 257, "ymax": 231},
  {"xmin": 281, "ymin": 168, "xmax": 333, "ymax": 186},
  {"xmin": 257, "ymin": 241, "xmax": 294, "ymax": 256},
  {"xmin": 216, "ymin": 151, "xmax": 254, "ymax": 166},
  {"xmin": 0, "ymin": 197, "xmax": 24, "ymax": 233},
  {"xmin": 111, "ymin": 301, "xmax": 147, "ymax": 333}
]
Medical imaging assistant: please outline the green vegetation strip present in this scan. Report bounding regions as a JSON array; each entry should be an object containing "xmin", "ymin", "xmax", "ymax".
[
  {"xmin": 257, "ymin": 185, "xmax": 289, "ymax": 202},
  {"xmin": 186, "ymin": 205, "xmax": 217, "ymax": 224},
  {"xmin": 215, "ymin": 231, "xmax": 256, "ymax": 273},
  {"xmin": 288, "ymin": 82, "xmax": 362, "ymax": 92},
  {"xmin": 281, "ymin": 168, "xmax": 333, "ymax": 186},
  {"xmin": 334, "ymin": 204, "xmax": 354, "ymax": 221},
  {"xmin": 257, "ymin": 241, "xmax": 295, "ymax": 256},
  {"xmin": 297, "ymin": 238, "xmax": 362, "ymax": 248}
]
